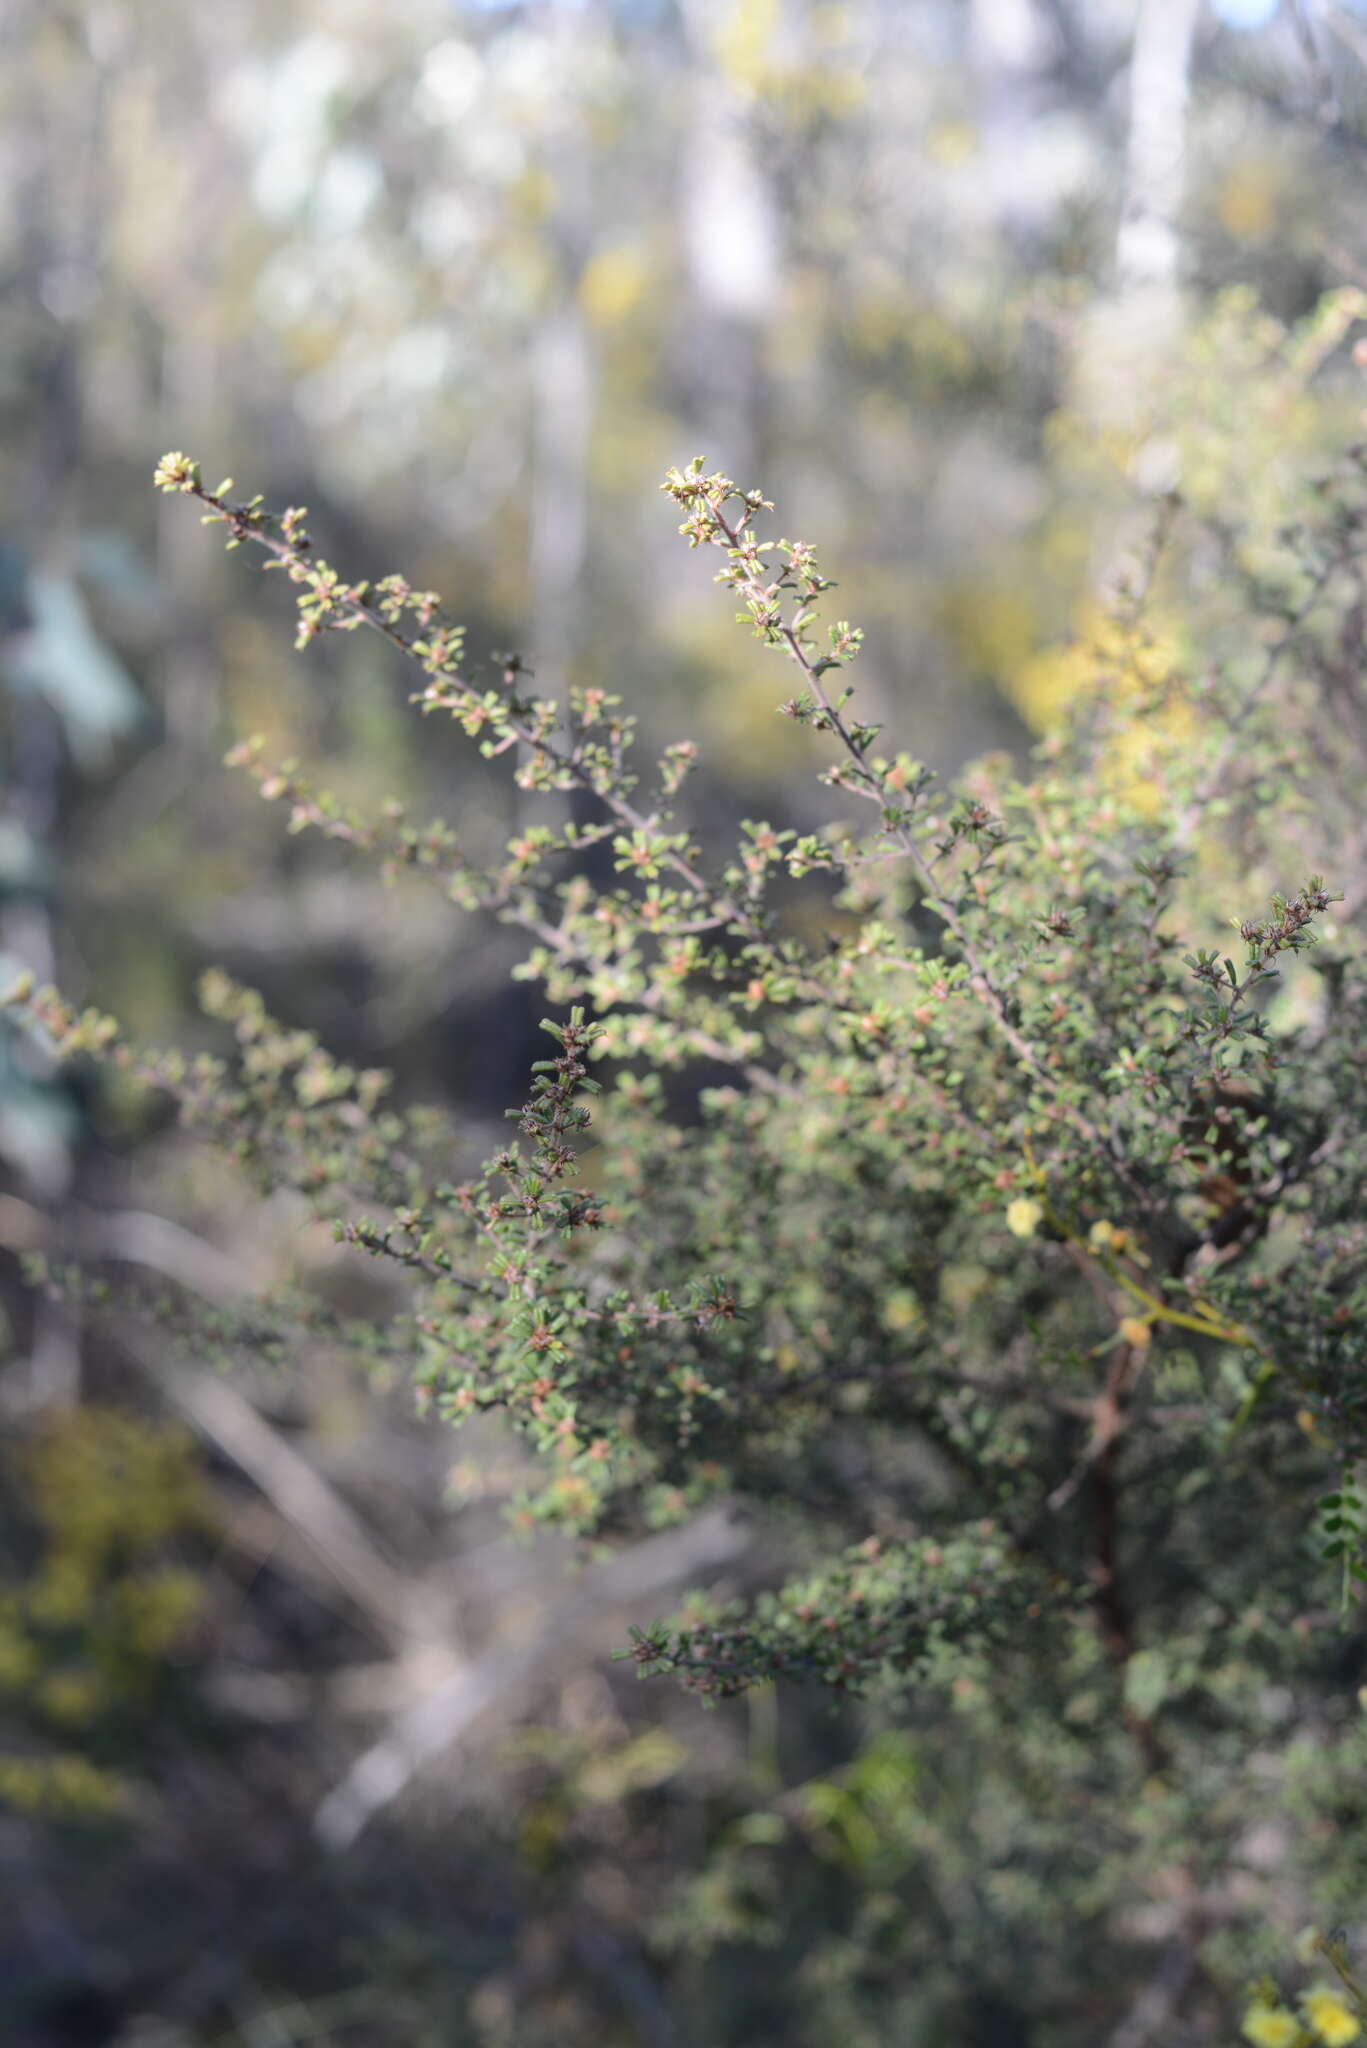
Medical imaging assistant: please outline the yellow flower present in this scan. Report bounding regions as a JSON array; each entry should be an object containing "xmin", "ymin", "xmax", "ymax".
[
  {"xmin": 1093, "ymin": 1220, "xmax": 1128, "ymax": 1253},
  {"xmin": 1118, "ymin": 1316, "xmax": 1152, "ymax": 1350},
  {"xmin": 1006, "ymin": 1197, "xmax": 1044, "ymax": 1239},
  {"xmin": 1241, "ymin": 2004, "xmax": 1301, "ymax": 2047},
  {"xmin": 1304, "ymin": 1988, "xmax": 1361, "ymax": 2045}
]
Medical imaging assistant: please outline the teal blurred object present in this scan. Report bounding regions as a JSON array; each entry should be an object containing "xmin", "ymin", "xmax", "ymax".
[
  {"xmin": 0, "ymin": 1020, "xmax": 78, "ymax": 1196},
  {"xmin": 0, "ymin": 547, "xmax": 143, "ymax": 1193},
  {"xmin": 3, "ymin": 565, "xmax": 144, "ymax": 767}
]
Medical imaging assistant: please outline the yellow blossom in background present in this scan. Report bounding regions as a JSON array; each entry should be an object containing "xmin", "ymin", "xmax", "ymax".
[
  {"xmin": 881, "ymin": 1288, "xmax": 923, "ymax": 1334},
  {"xmin": 716, "ymin": 0, "xmax": 780, "ymax": 93},
  {"xmin": 1304, "ymin": 1988, "xmax": 1361, "ymax": 2045},
  {"xmin": 1088, "ymin": 1219, "xmax": 1129, "ymax": 1254},
  {"xmin": 1217, "ymin": 160, "xmax": 1279, "ymax": 242},
  {"xmin": 1118, "ymin": 1316, "xmax": 1152, "ymax": 1350},
  {"xmin": 1008, "ymin": 602, "xmax": 1196, "ymax": 818},
  {"xmin": 1006, "ymin": 1197, "xmax": 1043, "ymax": 1239},
  {"xmin": 1011, "ymin": 603, "xmax": 1181, "ymax": 730},
  {"xmin": 579, "ymin": 242, "xmax": 650, "ymax": 330},
  {"xmin": 1241, "ymin": 2004, "xmax": 1302, "ymax": 2047}
]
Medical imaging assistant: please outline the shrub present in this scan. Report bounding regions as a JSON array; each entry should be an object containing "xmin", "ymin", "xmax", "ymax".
[{"xmin": 8, "ymin": 311, "xmax": 1367, "ymax": 2034}]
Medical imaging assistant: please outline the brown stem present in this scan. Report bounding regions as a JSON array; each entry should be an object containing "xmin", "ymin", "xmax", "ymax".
[{"xmin": 1084, "ymin": 1345, "xmax": 1168, "ymax": 1773}]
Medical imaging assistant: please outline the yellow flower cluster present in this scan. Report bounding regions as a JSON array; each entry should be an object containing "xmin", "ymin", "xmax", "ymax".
[
  {"xmin": 1241, "ymin": 1989, "xmax": 1362, "ymax": 2047},
  {"xmin": 1006, "ymin": 1197, "xmax": 1043, "ymax": 1239},
  {"xmin": 1242, "ymin": 2007, "xmax": 1300, "ymax": 2047},
  {"xmin": 1304, "ymin": 1989, "xmax": 1362, "ymax": 2046}
]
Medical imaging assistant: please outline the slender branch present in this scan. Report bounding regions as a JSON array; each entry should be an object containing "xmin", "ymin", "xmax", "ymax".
[
  {"xmin": 172, "ymin": 469, "xmax": 770, "ymax": 948},
  {"xmin": 697, "ymin": 486, "xmax": 1159, "ymax": 1210}
]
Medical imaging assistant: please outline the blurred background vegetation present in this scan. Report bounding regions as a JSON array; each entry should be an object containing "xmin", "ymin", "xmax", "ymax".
[{"xmin": 3, "ymin": 1, "xmax": 1367, "ymax": 2042}]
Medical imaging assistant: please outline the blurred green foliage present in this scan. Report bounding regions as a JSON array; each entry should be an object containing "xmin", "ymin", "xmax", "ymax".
[{"xmin": 0, "ymin": 1409, "xmax": 207, "ymax": 1817}]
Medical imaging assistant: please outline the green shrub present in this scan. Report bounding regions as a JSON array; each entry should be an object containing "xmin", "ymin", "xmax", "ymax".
[{"xmin": 8, "ymin": 297, "xmax": 1367, "ymax": 2038}]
